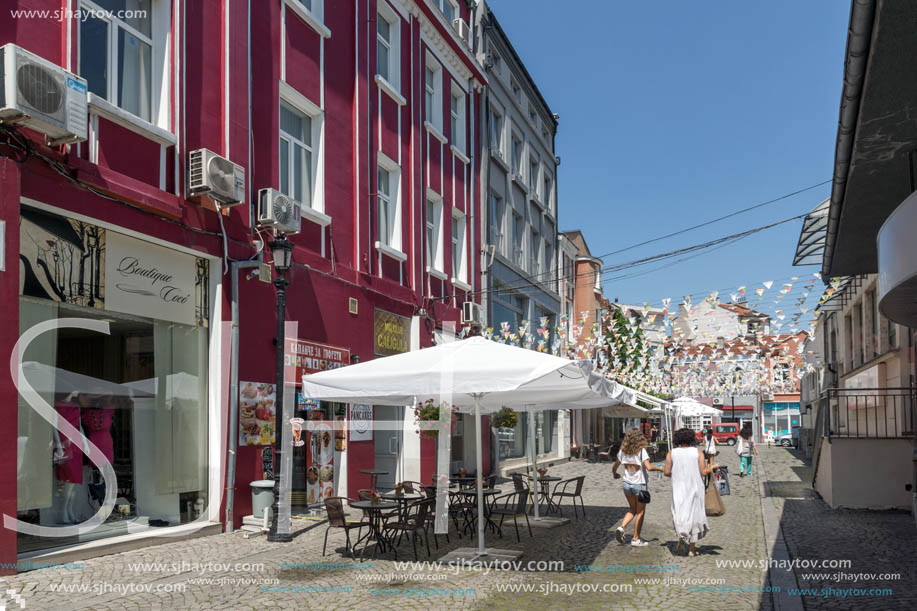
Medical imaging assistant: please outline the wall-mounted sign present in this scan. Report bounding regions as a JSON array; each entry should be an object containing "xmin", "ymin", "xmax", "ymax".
[
  {"xmin": 19, "ymin": 206, "xmax": 210, "ymax": 326},
  {"xmin": 349, "ymin": 404, "xmax": 373, "ymax": 442},
  {"xmin": 374, "ymin": 309, "xmax": 411, "ymax": 356},
  {"xmin": 286, "ymin": 338, "xmax": 350, "ymax": 382},
  {"xmin": 105, "ymin": 232, "xmax": 197, "ymax": 325}
]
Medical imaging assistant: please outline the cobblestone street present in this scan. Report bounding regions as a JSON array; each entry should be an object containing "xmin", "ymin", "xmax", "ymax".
[{"xmin": 2, "ymin": 446, "xmax": 913, "ymax": 610}]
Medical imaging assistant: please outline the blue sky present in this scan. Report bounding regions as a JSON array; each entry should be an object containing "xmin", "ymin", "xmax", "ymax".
[{"xmin": 491, "ymin": 0, "xmax": 849, "ymax": 322}]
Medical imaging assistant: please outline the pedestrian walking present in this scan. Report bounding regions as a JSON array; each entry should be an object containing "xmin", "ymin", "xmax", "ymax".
[
  {"xmin": 737, "ymin": 424, "xmax": 758, "ymax": 477},
  {"xmin": 702, "ymin": 428, "xmax": 717, "ymax": 486},
  {"xmin": 664, "ymin": 427, "xmax": 716, "ymax": 556},
  {"xmin": 650, "ymin": 424, "xmax": 659, "ymax": 443},
  {"xmin": 612, "ymin": 428, "xmax": 664, "ymax": 547}
]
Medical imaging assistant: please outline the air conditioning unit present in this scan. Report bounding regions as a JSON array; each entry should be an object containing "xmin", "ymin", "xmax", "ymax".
[
  {"xmin": 452, "ymin": 18, "xmax": 471, "ymax": 46},
  {"xmin": 188, "ymin": 148, "xmax": 245, "ymax": 205},
  {"xmin": 461, "ymin": 301, "xmax": 483, "ymax": 326},
  {"xmin": 712, "ymin": 398, "xmax": 723, "ymax": 406},
  {"xmin": 257, "ymin": 188, "xmax": 302, "ymax": 235},
  {"xmin": 0, "ymin": 43, "xmax": 87, "ymax": 145},
  {"xmin": 762, "ymin": 393, "xmax": 774, "ymax": 401}
]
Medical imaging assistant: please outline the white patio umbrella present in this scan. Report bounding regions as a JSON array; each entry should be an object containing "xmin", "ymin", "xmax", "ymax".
[{"xmin": 301, "ymin": 336, "xmax": 635, "ymax": 556}]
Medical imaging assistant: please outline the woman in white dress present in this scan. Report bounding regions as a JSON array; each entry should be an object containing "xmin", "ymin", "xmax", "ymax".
[{"xmin": 664, "ymin": 428, "xmax": 717, "ymax": 556}]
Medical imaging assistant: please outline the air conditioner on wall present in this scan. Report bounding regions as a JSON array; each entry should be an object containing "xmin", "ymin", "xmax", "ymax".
[
  {"xmin": 712, "ymin": 398, "xmax": 723, "ymax": 406},
  {"xmin": 0, "ymin": 43, "xmax": 87, "ymax": 145},
  {"xmin": 461, "ymin": 301, "xmax": 483, "ymax": 326},
  {"xmin": 188, "ymin": 148, "xmax": 246, "ymax": 205},
  {"xmin": 452, "ymin": 19, "xmax": 471, "ymax": 46},
  {"xmin": 258, "ymin": 188, "xmax": 302, "ymax": 235}
]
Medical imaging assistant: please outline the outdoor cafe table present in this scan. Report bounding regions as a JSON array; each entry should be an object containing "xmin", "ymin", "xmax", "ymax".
[
  {"xmin": 381, "ymin": 491, "xmax": 424, "ymax": 522},
  {"xmin": 450, "ymin": 476, "xmax": 477, "ymax": 490},
  {"xmin": 455, "ymin": 488, "xmax": 501, "ymax": 535},
  {"xmin": 535, "ymin": 476, "xmax": 562, "ymax": 514},
  {"xmin": 359, "ymin": 469, "xmax": 389, "ymax": 493},
  {"xmin": 350, "ymin": 500, "xmax": 398, "ymax": 560}
]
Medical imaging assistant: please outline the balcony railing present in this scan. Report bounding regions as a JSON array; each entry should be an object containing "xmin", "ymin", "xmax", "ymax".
[{"xmin": 821, "ymin": 387, "xmax": 916, "ymax": 440}]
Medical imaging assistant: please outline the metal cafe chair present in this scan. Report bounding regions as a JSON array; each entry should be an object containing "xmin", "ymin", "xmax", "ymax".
[
  {"xmin": 383, "ymin": 498, "xmax": 434, "ymax": 560},
  {"xmin": 322, "ymin": 496, "xmax": 369, "ymax": 559},
  {"xmin": 488, "ymin": 488, "xmax": 533, "ymax": 543},
  {"xmin": 549, "ymin": 475, "xmax": 586, "ymax": 519}
]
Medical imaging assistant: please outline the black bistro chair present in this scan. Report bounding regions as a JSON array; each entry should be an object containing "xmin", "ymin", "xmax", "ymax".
[
  {"xmin": 384, "ymin": 499, "xmax": 434, "ymax": 560},
  {"xmin": 489, "ymin": 488, "xmax": 532, "ymax": 543},
  {"xmin": 322, "ymin": 496, "xmax": 369, "ymax": 559},
  {"xmin": 549, "ymin": 475, "xmax": 586, "ymax": 519}
]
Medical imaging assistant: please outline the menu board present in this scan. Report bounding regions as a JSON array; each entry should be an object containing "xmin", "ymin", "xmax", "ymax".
[
  {"xmin": 298, "ymin": 396, "xmax": 334, "ymax": 505},
  {"xmin": 239, "ymin": 382, "xmax": 276, "ymax": 446}
]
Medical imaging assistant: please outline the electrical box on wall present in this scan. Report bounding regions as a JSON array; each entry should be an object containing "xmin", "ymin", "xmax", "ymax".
[{"xmin": 348, "ymin": 298, "xmax": 358, "ymax": 315}]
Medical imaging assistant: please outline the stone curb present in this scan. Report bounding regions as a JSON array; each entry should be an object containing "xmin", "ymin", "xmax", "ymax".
[{"xmin": 757, "ymin": 451, "xmax": 803, "ymax": 611}]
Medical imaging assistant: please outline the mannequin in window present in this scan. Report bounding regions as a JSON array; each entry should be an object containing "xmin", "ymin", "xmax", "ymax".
[
  {"xmin": 82, "ymin": 394, "xmax": 116, "ymax": 508},
  {"xmin": 53, "ymin": 392, "xmax": 90, "ymax": 524}
]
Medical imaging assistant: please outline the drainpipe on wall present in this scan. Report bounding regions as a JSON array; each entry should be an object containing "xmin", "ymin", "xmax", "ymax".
[{"xmin": 225, "ymin": 259, "xmax": 261, "ymax": 533}]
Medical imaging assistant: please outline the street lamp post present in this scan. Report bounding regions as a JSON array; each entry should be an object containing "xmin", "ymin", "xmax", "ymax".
[{"xmin": 268, "ymin": 235, "xmax": 294, "ymax": 543}]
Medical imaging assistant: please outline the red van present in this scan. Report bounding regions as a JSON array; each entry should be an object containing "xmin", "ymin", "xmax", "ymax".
[{"xmin": 697, "ymin": 423, "xmax": 740, "ymax": 446}]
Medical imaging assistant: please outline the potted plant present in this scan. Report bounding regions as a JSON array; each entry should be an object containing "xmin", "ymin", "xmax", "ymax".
[
  {"xmin": 491, "ymin": 407, "xmax": 518, "ymax": 430},
  {"xmin": 459, "ymin": 468, "xmax": 468, "ymax": 478},
  {"xmin": 537, "ymin": 467, "xmax": 548, "ymax": 478},
  {"xmin": 393, "ymin": 482, "xmax": 404, "ymax": 496},
  {"xmin": 414, "ymin": 399, "xmax": 457, "ymax": 440}
]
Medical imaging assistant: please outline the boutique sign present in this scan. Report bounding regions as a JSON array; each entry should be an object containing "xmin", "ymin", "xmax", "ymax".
[{"xmin": 105, "ymin": 232, "xmax": 197, "ymax": 325}]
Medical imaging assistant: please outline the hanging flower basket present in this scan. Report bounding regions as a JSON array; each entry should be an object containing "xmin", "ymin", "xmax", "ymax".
[
  {"xmin": 491, "ymin": 407, "xmax": 518, "ymax": 430},
  {"xmin": 414, "ymin": 399, "xmax": 457, "ymax": 440}
]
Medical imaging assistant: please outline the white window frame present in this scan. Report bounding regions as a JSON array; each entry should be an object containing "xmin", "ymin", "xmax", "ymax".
[
  {"xmin": 489, "ymin": 191, "xmax": 504, "ymax": 255},
  {"xmin": 510, "ymin": 128, "xmax": 523, "ymax": 175},
  {"xmin": 488, "ymin": 103, "xmax": 504, "ymax": 157},
  {"xmin": 529, "ymin": 153, "xmax": 540, "ymax": 193},
  {"xmin": 285, "ymin": 0, "xmax": 330, "ymax": 38},
  {"xmin": 279, "ymin": 81, "xmax": 326, "ymax": 216},
  {"xmin": 530, "ymin": 227, "xmax": 540, "ymax": 275},
  {"xmin": 424, "ymin": 55, "xmax": 443, "ymax": 133},
  {"xmin": 425, "ymin": 193, "xmax": 444, "ymax": 275},
  {"xmin": 450, "ymin": 83, "xmax": 466, "ymax": 153},
  {"xmin": 375, "ymin": 1, "xmax": 401, "ymax": 94},
  {"xmin": 542, "ymin": 168, "xmax": 552, "ymax": 207},
  {"xmin": 375, "ymin": 152, "xmax": 403, "ymax": 253},
  {"xmin": 512, "ymin": 210, "xmax": 524, "ymax": 268},
  {"xmin": 79, "ymin": 0, "xmax": 170, "ymax": 129},
  {"xmin": 435, "ymin": 0, "xmax": 459, "ymax": 23},
  {"xmin": 451, "ymin": 211, "xmax": 467, "ymax": 283}
]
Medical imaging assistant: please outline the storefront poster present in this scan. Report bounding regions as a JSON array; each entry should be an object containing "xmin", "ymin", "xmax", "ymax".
[
  {"xmin": 239, "ymin": 382, "xmax": 276, "ymax": 446},
  {"xmin": 374, "ymin": 309, "xmax": 411, "ymax": 356},
  {"xmin": 307, "ymin": 422, "xmax": 334, "ymax": 505},
  {"xmin": 350, "ymin": 404, "xmax": 373, "ymax": 441}
]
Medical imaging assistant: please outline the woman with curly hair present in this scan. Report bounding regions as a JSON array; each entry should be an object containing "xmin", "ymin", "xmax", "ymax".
[
  {"xmin": 664, "ymin": 427, "xmax": 717, "ymax": 556},
  {"xmin": 612, "ymin": 428, "xmax": 663, "ymax": 546}
]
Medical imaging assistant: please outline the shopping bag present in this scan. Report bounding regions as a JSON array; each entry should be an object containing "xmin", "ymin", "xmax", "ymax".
[
  {"xmin": 715, "ymin": 466, "xmax": 730, "ymax": 496},
  {"xmin": 705, "ymin": 480, "xmax": 726, "ymax": 516}
]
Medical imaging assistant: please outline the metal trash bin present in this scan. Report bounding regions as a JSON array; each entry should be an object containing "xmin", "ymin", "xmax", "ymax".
[{"xmin": 250, "ymin": 480, "xmax": 275, "ymax": 519}]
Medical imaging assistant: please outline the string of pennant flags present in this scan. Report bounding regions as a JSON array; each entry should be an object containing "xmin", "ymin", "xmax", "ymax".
[{"xmin": 449, "ymin": 270, "xmax": 841, "ymax": 398}]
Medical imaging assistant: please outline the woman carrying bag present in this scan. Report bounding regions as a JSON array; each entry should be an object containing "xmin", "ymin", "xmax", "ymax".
[
  {"xmin": 613, "ymin": 428, "xmax": 664, "ymax": 547},
  {"xmin": 664, "ymin": 428, "xmax": 717, "ymax": 556}
]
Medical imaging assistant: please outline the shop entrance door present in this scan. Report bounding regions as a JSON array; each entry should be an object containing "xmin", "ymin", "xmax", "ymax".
[{"xmin": 373, "ymin": 405, "xmax": 402, "ymax": 490}]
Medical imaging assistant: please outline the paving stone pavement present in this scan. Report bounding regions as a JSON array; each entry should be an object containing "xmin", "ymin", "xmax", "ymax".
[
  {"xmin": 3, "ymin": 444, "xmax": 910, "ymax": 610},
  {"xmin": 758, "ymin": 445, "xmax": 917, "ymax": 611}
]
